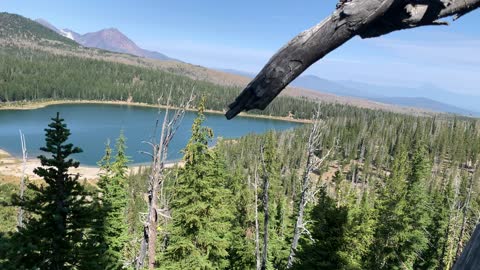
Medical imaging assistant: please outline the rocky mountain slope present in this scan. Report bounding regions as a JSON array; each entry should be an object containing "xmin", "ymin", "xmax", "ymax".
[{"xmin": 35, "ymin": 18, "xmax": 172, "ymax": 60}]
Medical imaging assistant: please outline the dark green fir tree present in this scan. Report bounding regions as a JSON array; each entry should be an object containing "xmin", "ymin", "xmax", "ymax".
[
  {"xmin": 162, "ymin": 98, "xmax": 233, "ymax": 269},
  {"xmin": 5, "ymin": 112, "xmax": 102, "ymax": 270},
  {"xmin": 292, "ymin": 186, "xmax": 349, "ymax": 270},
  {"xmin": 97, "ymin": 131, "xmax": 131, "ymax": 269}
]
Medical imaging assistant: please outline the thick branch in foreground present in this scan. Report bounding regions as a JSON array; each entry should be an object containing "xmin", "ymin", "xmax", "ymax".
[
  {"xmin": 453, "ymin": 224, "xmax": 480, "ymax": 270},
  {"xmin": 225, "ymin": 0, "xmax": 480, "ymax": 119}
]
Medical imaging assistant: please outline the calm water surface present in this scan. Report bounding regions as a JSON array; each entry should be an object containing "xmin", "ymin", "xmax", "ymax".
[{"xmin": 0, "ymin": 104, "xmax": 300, "ymax": 166}]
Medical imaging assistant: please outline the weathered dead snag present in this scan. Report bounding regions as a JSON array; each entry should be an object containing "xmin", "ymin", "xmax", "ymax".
[
  {"xmin": 135, "ymin": 93, "xmax": 193, "ymax": 270},
  {"xmin": 260, "ymin": 148, "xmax": 270, "ymax": 270},
  {"xmin": 226, "ymin": 0, "xmax": 480, "ymax": 119},
  {"xmin": 16, "ymin": 130, "xmax": 27, "ymax": 229},
  {"xmin": 287, "ymin": 110, "xmax": 333, "ymax": 268}
]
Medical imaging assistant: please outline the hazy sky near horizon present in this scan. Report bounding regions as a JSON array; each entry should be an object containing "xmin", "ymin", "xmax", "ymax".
[{"xmin": 3, "ymin": 0, "xmax": 480, "ymax": 96}]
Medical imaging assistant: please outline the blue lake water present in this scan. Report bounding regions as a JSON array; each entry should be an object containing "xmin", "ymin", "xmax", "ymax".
[{"xmin": 0, "ymin": 104, "xmax": 300, "ymax": 166}]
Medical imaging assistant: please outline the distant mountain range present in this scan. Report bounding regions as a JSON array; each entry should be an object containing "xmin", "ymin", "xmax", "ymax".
[
  {"xmin": 220, "ymin": 69, "xmax": 480, "ymax": 116},
  {"xmin": 295, "ymin": 76, "xmax": 480, "ymax": 116},
  {"xmin": 35, "ymin": 18, "xmax": 174, "ymax": 61}
]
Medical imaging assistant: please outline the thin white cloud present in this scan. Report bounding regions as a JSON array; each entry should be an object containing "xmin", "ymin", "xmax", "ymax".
[
  {"xmin": 368, "ymin": 34, "xmax": 480, "ymax": 67},
  {"xmin": 143, "ymin": 33, "xmax": 480, "ymax": 96},
  {"xmin": 144, "ymin": 40, "xmax": 273, "ymax": 72}
]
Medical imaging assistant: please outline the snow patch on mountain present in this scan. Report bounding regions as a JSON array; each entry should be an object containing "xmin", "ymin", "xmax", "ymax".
[{"xmin": 60, "ymin": 29, "xmax": 74, "ymax": 40}]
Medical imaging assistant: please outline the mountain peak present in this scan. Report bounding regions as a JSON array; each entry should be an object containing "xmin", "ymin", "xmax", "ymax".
[
  {"xmin": 79, "ymin": 28, "xmax": 140, "ymax": 56},
  {"xmin": 18, "ymin": 15, "xmax": 174, "ymax": 61},
  {"xmin": 97, "ymin": 27, "xmax": 123, "ymax": 35},
  {"xmin": 74, "ymin": 27, "xmax": 173, "ymax": 61},
  {"xmin": 104, "ymin": 27, "xmax": 120, "ymax": 32}
]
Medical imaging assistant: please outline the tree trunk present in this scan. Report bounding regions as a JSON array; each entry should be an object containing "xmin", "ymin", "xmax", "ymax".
[
  {"xmin": 253, "ymin": 172, "xmax": 261, "ymax": 270},
  {"xmin": 287, "ymin": 115, "xmax": 329, "ymax": 268},
  {"xmin": 147, "ymin": 182, "xmax": 159, "ymax": 269},
  {"xmin": 136, "ymin": 95, "xmax": 192, "ymax": 269},
  {"xmin": 455, "ymin": 172, "xmax": 474, "ymax": 259},
  {"xmin": 137, "ymin": 137, "xmax": 165, "ymax": 270},
  {"xmin": 261, "ymin": 172, "xmax": 269, "ymax": 270},
  {"xmin": 286, "ymin": 150, "xmax": 313, "ymax": 268},
  {"xmin": 17, "ymin": 130, "xmax": 27, "ymax": 229},
  {"xmin": 137, "ymin": 179, "xmax": 160, "ymax": 269}
]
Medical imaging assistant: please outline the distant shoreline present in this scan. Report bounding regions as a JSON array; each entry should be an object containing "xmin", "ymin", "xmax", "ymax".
[{"xmin": 0, "ymin": 100, "xmax": 312, "ymax": 124}]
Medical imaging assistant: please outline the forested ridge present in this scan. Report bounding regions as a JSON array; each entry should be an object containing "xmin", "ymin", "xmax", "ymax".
[
  {"xmin": 0, "ymin": 46, "xmax": 323, "ymax": 120},
  {"xmin": 0, "ymin": 12, "xmax": 77, "ymax": 47},
  {"xmin": 215, "ymin": 109, "xmax": 480, "ymax": 269}
]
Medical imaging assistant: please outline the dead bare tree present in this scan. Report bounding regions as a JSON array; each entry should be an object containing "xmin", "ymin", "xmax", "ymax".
[
  {"xmin": 444, "ymin": 168, "xmax": 463, "ymax": 268},
  {"xmin": 252, "ymin": 166, "xmax": 261, "ymax": 270},
  {"xmin": 286, "ymin": 111, "xmax": 333, "ymax": 268},
  {"xmin": 226, "ymin": 0, "xmax": 480, "ymax": 119},
  {"xmin": 259, "ymin": 147, "xmax": 270, "ymax": 270},
  {"xmin": 455, "ymin": 161, "xmax": 479, "ymax": 260},
  {"xmin": 135, "ymin": 93, "xmax": 194, "ymax": 270},
  {"xmin": 16, "ymin": 130, "xmax": 27, "ymax": 229}
]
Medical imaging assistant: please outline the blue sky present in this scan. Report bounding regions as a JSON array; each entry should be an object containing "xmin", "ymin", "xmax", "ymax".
[{"xmin": 2, "ymin": 0, "xmax": 480, "ymax": 96}]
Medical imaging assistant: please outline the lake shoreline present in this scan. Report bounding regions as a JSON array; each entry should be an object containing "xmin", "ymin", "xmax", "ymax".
[
  {"xmin": 0, "ymin": 101, "xmax": 298, "ymax": 178},
  {"xmin": 0, "ymin": 100, "xmax": 312, "ymax": 124},
  {"xmin": 0, "ymin": 148, "xmax": 182, "ymax": 183}
]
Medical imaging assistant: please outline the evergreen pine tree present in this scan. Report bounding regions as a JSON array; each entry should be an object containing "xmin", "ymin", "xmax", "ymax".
[
  {"xmin": 98, "ymin": 132, "xmax": 131, "ymax": 269},
  {"xmin": 6, "ymin": 112, "xmax": 102, "ymax": 270},
  {"xmin": 403, "ymin": 142, "xmax": 432, "ymax": 268},
  {"xmin": 162, "ymin": 98, "xmax": 233, "ymax": 269},
  {"xmin": 226, "ymin": 168, "xmax": 256, "ymax": 269},
  {"xmin": 261, "ymin": 131, "xmax": 290, "ymax": 269},
  {"xmin": 340, "ymin": 188, "xmax": 377, "ymax": 270},
  {"xmin": 418, "ymin": 176, "xmax": 452, "ymax": 270},
  {"xmin": 369, "ymin": 142, "xmax": 432, "ymax": 269},
  {"xmin": 292, "ymin": 186, "xmax": 349, "ymax": 270},
  {"xmin": 368, "ymin": 144, "xmax": 410, "ymax": 269}
]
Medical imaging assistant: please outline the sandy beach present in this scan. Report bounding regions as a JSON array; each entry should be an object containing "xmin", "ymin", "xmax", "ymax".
[
  {"xmin": 0, "ymin": 148, "xmax": 102, "ymax": 183},
  {"xmin": 0, "ymin": 148, "xmax": 182, "ymax": 185}
]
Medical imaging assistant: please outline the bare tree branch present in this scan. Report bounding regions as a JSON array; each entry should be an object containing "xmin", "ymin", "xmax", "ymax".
[
  {"xmin": 251, "ymin": 166, "xmax": 262, "ymax": 270},
  {"xmin": 225, "ymin": 0, "xmax": 480, "ymax": 119},
  {"xmin": 17, "ymin": 130, "xmax": 27, "ymax": 230},
  {"xmin": 287, "ymin": 110, "xmax": 333, "ymax": 268},
  {"xmin": 136, "ymin": 92, "xmax": 194, "ymax": 270},
  {"xmin": 259, "ymin": 146, "xmax": 270, "ymax": 270}
]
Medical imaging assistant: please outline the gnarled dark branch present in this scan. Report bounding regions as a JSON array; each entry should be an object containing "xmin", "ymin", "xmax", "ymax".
[{"xmin": 225, "ymin": 0, "xmax": 480, "ymax": 119}]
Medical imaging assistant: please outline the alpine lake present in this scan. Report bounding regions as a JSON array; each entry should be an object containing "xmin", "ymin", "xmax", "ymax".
[{"xmin": 0, "ymin": 103, "xmax": 301, "ymax": 166}]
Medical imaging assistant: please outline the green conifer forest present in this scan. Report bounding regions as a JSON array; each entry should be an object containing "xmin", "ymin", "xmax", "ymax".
[{"xmin": 1, "ymin": 101, "xmax": 478, "ymax": 269}]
